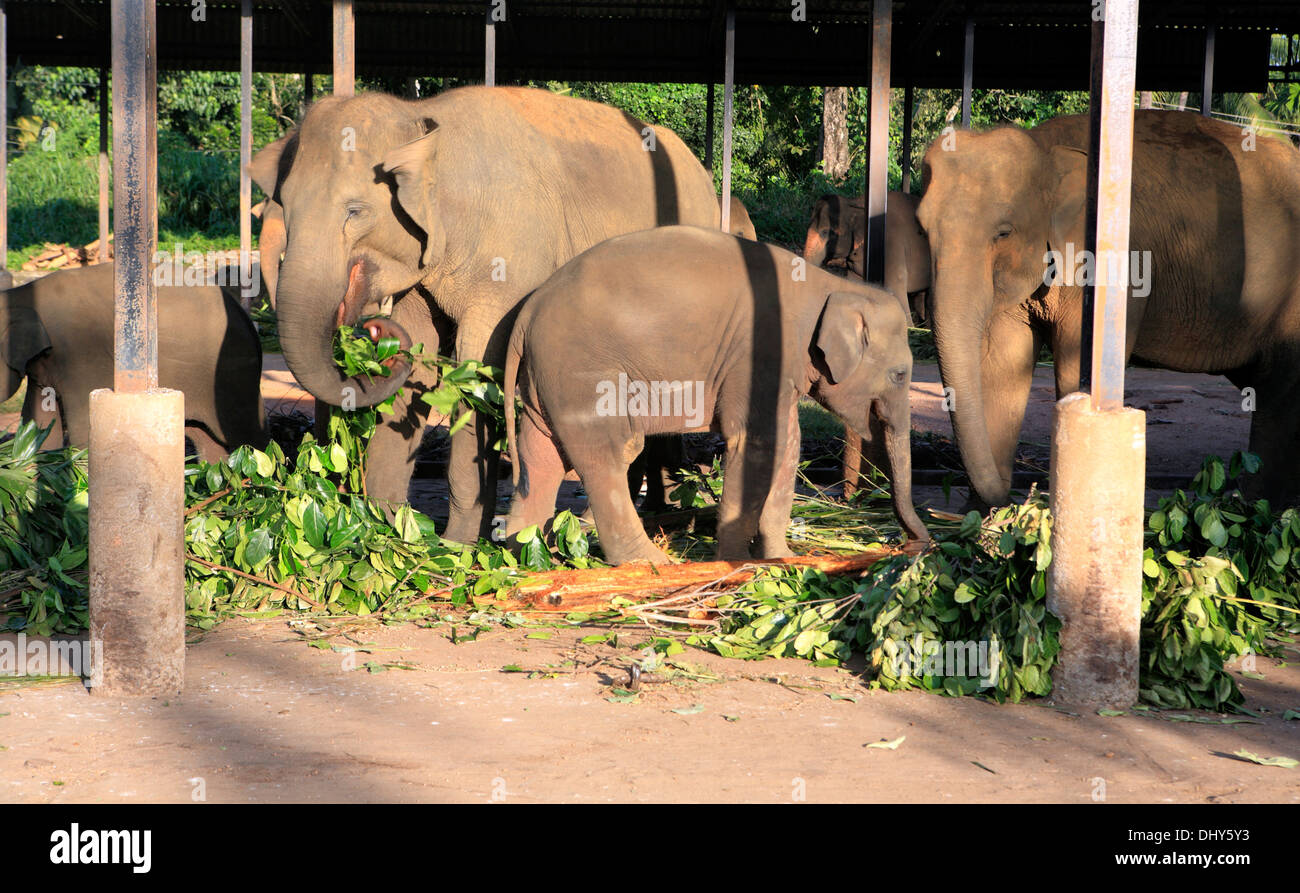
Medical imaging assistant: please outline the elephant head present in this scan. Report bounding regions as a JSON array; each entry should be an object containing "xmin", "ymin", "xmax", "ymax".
[
  {"xmin": 915, "ymin": 127, "xmax": 1080, "ymax": 506},
  {"xmin": 803, "ymin": 194, "xmax": 865, "ymax": 274},
  {"xmin": 811, "ymin": 289, "xmax": 929, "ymax": 542},
  {"xmin": 248, "ymin": 94, "xmax": 435, "ymax": 409},
  {"xmin": 0, "ymin": 298, "xmax": 49, "ymax": 404}
]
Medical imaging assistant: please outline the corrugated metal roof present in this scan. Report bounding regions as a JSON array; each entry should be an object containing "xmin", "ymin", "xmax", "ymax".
[{"xmin": 5, "ymin": 1, "xmax": 1295, "ymax": 88}]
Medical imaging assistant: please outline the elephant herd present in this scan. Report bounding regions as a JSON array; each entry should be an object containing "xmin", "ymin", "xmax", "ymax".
[{"xmin": 4, "ymin": 85, "xmax": 1299, "ymax": 565}]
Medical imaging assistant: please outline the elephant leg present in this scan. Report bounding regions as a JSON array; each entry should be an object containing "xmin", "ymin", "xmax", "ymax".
[
  {"xmin": 504, "ymin": 411, "xmax": 568, "ymax": 540},
  {"xmin": 1234, "ymin": 364, "xmax": 1300, "ymax": 506},
  {"xmin": 754, "ymin": 403, "xmax": 801, "ymax": 559},
  {"xmin": 982, "ymin": 311, "xmax": 1043, "ymax": 495},
  {"xmin": 362, "ymin": 295, "xmax": 444, "ymax": 516},
  {"xmin": 59, "ymin": 388, "xmax": 91, "ymax": 449},
  {"xmin": 187, "ymin": 426, "xmax": 229, "ymax": 464},
  {"xmin": 625, "ymin": 446, "xmax": 649, "ymax": 508},
  {"xmin": 365, "ymin": 369, "xmax": 434, "ymax": 510},
  {"xmin": 573, "ymin": 435, "xmax": 669, "ymax": 565},
  {"xmin": 715, "ymin": 431, "xmax": 774, "ymax": 561},
  {"xmin": 442, "ymin": 306, "xmax": 519, "ymax": 544}
]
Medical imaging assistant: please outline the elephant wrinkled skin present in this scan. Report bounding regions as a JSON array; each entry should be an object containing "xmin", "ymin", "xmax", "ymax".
[
  {"xmin": 918, "ymin": 110, "xmax": 1300, "ymax": 508},
  {"xmin": 504, "ymin": 225, "xmax": 929, "ymax": 564},
  {"xmin": 250, "ymin": 86, "xmax": 719, "ymax": 543},
  {"xmin": 0, "ymin": 263, "xmax": 267, "ymax": 459}
]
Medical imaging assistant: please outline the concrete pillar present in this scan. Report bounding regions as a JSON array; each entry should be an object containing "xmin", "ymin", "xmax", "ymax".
[
  {"xmin": 1047, "ymin": 393, "xmax": 1145, "ymax": 707},
  {"xmin": 88, "ymin": 389, "xmax": 186, "ymax": 696}
]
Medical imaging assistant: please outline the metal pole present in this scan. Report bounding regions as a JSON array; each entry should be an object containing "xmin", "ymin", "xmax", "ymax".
[
  {"xmin": 0, "ymin": 1, "xmax": 7, "ymax": 271},
  {"xmin": 333, "ymin": 0, "xmax": 355, "ymax": 97},
  {"xmin": 98, "ymin": 67, "xmax": 109, "ymax": 263},
  {"xmin": 239, "ymin": 0, "xmax": 252, "ymax": 311},
  {"xmin": 720, "ymin": 7, "xmax": 734, "ymax": 234},
  {"xmin": 864, "ymin": 0, "xmax": 891, "ymax": 284},
  {"xmin": 485, "ymin": 2, "xmax": 497, "ymax": 87},
  {"xmin": 112, "ymin": 0, "xmax": 157, "ymax": 392},
  {"xmin": 900, "ymin": 80, "xmax": 914, "ymax": 193},
  {"xmin": 962, "ymin": 17, "xmax": 974, "ymax": 128},
  {"xmin": 705, "ymin": 81, "xmax": 715, "ymax": 174},
  {"xmin": 844, "ymin": 0, "xmax": 893, "ymax": 499},
  {"xmin": 93, "ymin": 0, "xmax": 184, "ymax": 698},
  {"xmin": 1201, "ymin": 23, "xmax": 1216, "ymax": 116},
  {"xmin": 1047, "ymin": 0, "xmax": 1144, "ymax": 709}
]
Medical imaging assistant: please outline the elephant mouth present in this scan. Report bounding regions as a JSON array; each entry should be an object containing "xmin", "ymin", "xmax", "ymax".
[{"xmin": 334, "ymin": 260, "xmax": 411, "ymax": 372}]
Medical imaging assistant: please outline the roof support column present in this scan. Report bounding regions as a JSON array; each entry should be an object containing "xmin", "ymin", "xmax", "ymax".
[
  {"xmin": 720, "ymin": 5, "xmax": 735, "ymax": 234},
  {"xmin": 333, "ymin": 0, "xmax": 355, "ymax": 97},
  {"xmin": 961, "ymin": 17, "xmax": 974, "ymax": 127},
  {"xmin": 485, "ymin": 1, "xmax": 497, "ymax": 87},
  {"xmin": 98, "ymin": 66, "xmax": 110, "ymax": 263},
  {"xmin": 1047, "ymin": 1, "xmax": 1144, "ymax": 709},
  {"xmin": 239, "ymin": 0, "xmax": 252, "ymax": 311},
  {"xmin": 1201, "ymin": 23, "xmax": 1216, "ymax": 116},
  {"xmin": 90, "ymin": 0, "xmax": 185, "ymax": 698},
  {"xmin": 1, "ymin": 1, "xmax": 7, "ymax": 273},
  {"xmin": 843, "ymin": 0, "xmax": 892, "ymax": 498}
]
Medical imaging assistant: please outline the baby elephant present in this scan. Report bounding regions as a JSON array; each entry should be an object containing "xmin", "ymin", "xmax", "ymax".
[
  {"xmin": 504, "ymin": 225, "xmax": 929, "ymax": 564},
  {"xmin": 1, "ymin": 263, "xmax": 268, "ymax": 459}
]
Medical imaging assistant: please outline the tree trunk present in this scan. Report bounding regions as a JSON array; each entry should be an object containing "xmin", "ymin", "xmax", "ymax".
[{"xmin": 821, "ymin": 87, "xmax": 850, "ymax": 183}]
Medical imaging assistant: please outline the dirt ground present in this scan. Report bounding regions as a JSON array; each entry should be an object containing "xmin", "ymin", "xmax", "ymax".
[
  {"xmin": 2, "ymin": 621, "xmax": 1297, "ymax": 804},
  {"xmin": 3, "ymin": 357, "xmax": 1288, "ymax": 805}
]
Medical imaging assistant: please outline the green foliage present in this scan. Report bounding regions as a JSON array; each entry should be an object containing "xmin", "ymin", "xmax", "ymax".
[
  {"xmin": 0, "ymin": 423, "xmax": 89, "ymax": 636},
  {"xmin": 1140, "ymin": 453, "xmax": 1300, "ymax": 709}
]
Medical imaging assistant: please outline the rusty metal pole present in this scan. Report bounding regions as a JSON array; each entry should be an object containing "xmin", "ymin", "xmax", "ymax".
[
  {"xmin": 1047, "ymin": 0, "xmax": 1144, "ymax": 708},
  {"xmin": 0, "ymin": 0, "xmax": 7, "ymax": 273},
  {"xmin": 484, "ymin": 1, "xmax": 497, "ymax": 87},
  {"xmin": 98, "ymin": 67, "xmax": 110, "ymax": 263},
  {"xmin": 720, "ymin": 6, "xmax": 734, "ymax": 234},
  {"xmin": 90, "ymin": 0, "xmax": 185, "ymax": 697},
  {"xmin": 1201, "ymin": 23, "xmax": 1216, "ymax": 116},
  {"xmin": 843, "ymin": 0, "xmax": 892, "ymax": 498},
  {"xmin": 333, "ymin": 0, "xmax": 355, "ymax": 97},
  {"xmin": 239, "ymin": 0, "xmax": 253, "ymax": 311},
  {"xmin": 961, "ymin": 17, "xmax": 974, "ymax": 128}
]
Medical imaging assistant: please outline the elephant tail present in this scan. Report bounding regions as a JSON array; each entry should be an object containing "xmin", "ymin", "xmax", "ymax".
[{"xmin": 504, "ymin": 319, "xmax": 525, "ymax": 490}]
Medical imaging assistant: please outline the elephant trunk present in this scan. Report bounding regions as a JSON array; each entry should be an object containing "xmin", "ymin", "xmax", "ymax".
[
  {"xmin": 930, "ymin": 260, "xmax": 1010, "ymax": 506},
  {"xmin": 275, "ymin": 255, "xmax": 413, "ymax": 408},
  {"xmin": 879, "ymin": 399, "xmax": 930, "ymax": 542},
  {"xmin": 803, "ymin": 228, "xmax": 830, "ymax": 268}
]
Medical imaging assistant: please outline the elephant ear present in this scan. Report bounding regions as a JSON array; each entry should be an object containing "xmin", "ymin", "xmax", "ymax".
[
  {"xmin": 815, "ymin": 292, "xmax": 871, "ymax": 384},
  {"xmin": 1048, "ymin": 146, "xmax": 1088, "ymax": 253},
  {"xmin": 381, "ymin": 120, "xmax": 445, "ymax": 268},
  {"xmin": 249, "ymin": 129, "xmax": 299, "ymax": 202},
  {"xmin": 0, "ymin": 305, "xmax": 51, "ymax": 397}
]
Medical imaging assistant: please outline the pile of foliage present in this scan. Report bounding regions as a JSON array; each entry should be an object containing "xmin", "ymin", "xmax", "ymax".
[
  {"xmin": 2, "ymin": 328, "xmax": 1296, "ymax": 712},
  {"xmin": 688, "ymin": 454, "xmax": 1299, "ymax": 710}
]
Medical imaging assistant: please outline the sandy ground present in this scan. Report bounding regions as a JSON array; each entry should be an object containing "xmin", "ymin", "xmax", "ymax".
[
  {"xmin": 3, "ymin": 356, "xmax": 1287, "ymax": 805},
  {"xmin": 2, "ymin": 621, "xmax": 1298, "ymax": 804}
]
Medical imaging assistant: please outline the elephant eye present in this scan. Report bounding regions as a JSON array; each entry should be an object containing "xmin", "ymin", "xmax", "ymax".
[{"xmin": 994, "ymin": 223, "xmax": 1013, "ymax": 241}]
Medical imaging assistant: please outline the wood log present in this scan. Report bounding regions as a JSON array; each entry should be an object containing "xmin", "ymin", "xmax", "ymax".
[{"xmin": 484, "ymin": 543, "xmax": 921, "ymax": 614}]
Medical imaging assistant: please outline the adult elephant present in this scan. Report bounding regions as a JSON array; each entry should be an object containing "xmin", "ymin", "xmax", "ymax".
[
  {"xmin": 917, "ymin": 110, "xmax": 1300, "ymax": 507},
  {"xmin": 250, "ymin": 87, "xmax": 719, "ymax": 543},
  {"xmin": 803, "ymin": 191, "xmax": 931, "ymax": 323}
]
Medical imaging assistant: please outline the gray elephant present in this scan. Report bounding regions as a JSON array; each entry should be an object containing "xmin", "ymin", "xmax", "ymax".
[
  {"xmin": 0, "ymin": 263, "xmax": 267, "ymax": 459},
  {"xmin": 803, "ymin": 191, "xmax": 931, "ymax": 323},
  {"xmin": 503, "ymin": 225, "xmax": 929, "ymax": 564},
  {"xmin": 250, "ymin": 86, "xmax": 719, "ymax": 544},
  {"xmin": 918, "ymin": 110, "xmax": 1300, "ymax": 507},
  {"xmin": 722, "ymin": 194, "xmax": 758, "ymax": 240}
]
